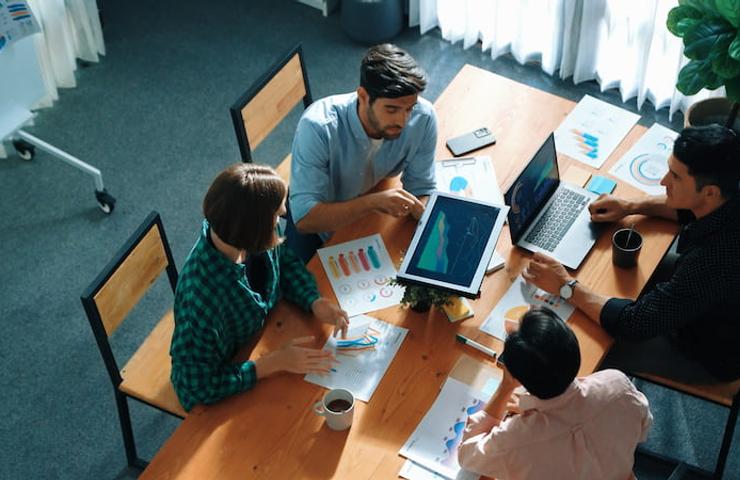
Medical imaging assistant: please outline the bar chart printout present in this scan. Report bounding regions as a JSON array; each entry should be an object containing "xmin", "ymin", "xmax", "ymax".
[
  {"xmin": 318, "ymin": 234, "xmax": 404, "ymax": 316},
  {"xmin": 554, "ymin": 95, "xmax": 639, "ymax": 169}
]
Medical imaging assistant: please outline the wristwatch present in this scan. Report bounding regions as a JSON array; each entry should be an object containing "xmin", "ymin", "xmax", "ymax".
[{"xmin": 559, "ymin": 279, "xmax": 578, "ymax": 300}]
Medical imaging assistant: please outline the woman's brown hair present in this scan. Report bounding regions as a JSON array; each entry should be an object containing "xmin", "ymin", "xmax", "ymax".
[{"xmin": 203, "ymin": 163, "xmax": 286, "ymax": 252}]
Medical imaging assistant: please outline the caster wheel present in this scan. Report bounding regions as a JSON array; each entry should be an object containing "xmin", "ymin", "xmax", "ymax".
[
  {"xmin": 12, "ymin": 140, "xmax": 35, "ymax": 161},
  {"xmin": 95, "ymin": 190, "xmax": 116, "ymax": 214}
]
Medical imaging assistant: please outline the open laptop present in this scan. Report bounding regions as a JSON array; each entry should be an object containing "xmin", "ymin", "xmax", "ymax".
[{"xmin": 505, "ymin": 133, "xmax": 601, "ymax": 269}]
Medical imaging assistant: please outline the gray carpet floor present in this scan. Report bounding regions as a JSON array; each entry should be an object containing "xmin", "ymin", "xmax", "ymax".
[{"xmin": 0, "ymin": 0, "xmax": 736, "ymax": 478}]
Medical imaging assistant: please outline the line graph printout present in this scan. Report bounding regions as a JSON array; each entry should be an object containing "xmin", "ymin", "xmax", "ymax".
[
  {"xmin": 400, "ymin": 377, "xmax": 495, "ymax": 480},
  {"xmin": 304, "ymin": 315, "xmax": 407, "ymax": 402},
  {"xmin": 554, "ymin": 95, "xmax": 639, "ymax": 168},
  {"xmin": 318, "ymin": 234, "xmax": 404, "ymax": 316},
  {"xmin": 609, "ymin": 123, "xmax": 678, "ymax": 195},
  {"xmin": 435, "ymin": 156, "xmax": 504, "ymax": 205},
  {"xmin": 480, "ymin": 276, "xmax": 575, "ymax": 341}
]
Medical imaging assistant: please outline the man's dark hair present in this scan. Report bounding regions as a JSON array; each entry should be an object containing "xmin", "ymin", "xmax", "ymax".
[
  {"xmin": 203, "ymin": 163, "xmax": 286, "ymax": 252},
  {"xmin": 673, "ymin": 124, "xmax": 740, "ymax": 198},
  {"xmin": 360, "ymin": 43, "xmax": 427, "ymax": 103},
  {"xmin": 502, "ymin": 307, "xmax": 581, "ymax": 400}
]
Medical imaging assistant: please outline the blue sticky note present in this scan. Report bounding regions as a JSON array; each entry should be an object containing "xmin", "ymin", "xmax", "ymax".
[{"xmin": 586, "ymin": 175, "xmax": 616, "ymax": 195}]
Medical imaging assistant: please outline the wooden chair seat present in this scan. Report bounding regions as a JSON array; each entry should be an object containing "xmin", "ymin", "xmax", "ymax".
[
  {"xmin": 119, "ymin": 310, "xmax": 186, "ymax": 418},
  {"xmin": 636, "ymin": 372, "xmax": 740, "ymax": 407}
]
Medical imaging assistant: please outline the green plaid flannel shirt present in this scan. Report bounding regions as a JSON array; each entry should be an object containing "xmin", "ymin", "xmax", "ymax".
[{"xmin": 170, "ymin": 220, "xmax": 319, "ymax": 411}]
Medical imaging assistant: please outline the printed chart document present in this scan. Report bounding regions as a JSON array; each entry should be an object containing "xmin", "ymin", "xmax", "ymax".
[
  {"xmin": 554, "ymin": 95, "xmax": 639, "ymax": 169},
  {"xmin": 304, "ymin": 316, "xmax": 407, "ymax": 402},
  {"xmin": 435, "ymin": 156, "xmax": 504, "ymax": 205},
  {"xmin": 318, "ymin": 234, "xmax": 404, "ymax": 316},
  {"xmin": 0, "ymin": 1, "xmax": 40, "ymax": 52},
  {"xmin": 480, "ymin": 276, "xmax": 575, "ymax": 340},
  {"xmin": 400, "ymin": 377, "xmax": 498, "ymax": 480},
  {"xmin": 609, "ymin": 123, "xmax": 679, "ymax": 195}
]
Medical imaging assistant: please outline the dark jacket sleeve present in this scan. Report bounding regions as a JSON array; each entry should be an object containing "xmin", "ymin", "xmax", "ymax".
[{"xmin": 600, "ymin": 244, "xmax": 732, "ymax": 341}]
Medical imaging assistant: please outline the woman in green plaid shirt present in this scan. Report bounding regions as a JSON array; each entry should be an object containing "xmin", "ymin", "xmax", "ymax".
[{"xmin": 170, "ymin": 163, "xmax": 349, "ymax": 412}]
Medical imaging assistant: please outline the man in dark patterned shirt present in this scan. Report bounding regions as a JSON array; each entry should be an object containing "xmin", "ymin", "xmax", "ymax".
[
  {"xmin": 523, "ymin": 125, "xmax": 740, "ymax": 382},
  {"xmin": 170, "ymin": 164, "xmax": 349, "ymax": 412}
]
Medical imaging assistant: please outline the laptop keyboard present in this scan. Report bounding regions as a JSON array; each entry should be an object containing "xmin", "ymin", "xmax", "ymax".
[{"xmin": 525, "ymin": 189, "xmax": 588, "ymax": 252}]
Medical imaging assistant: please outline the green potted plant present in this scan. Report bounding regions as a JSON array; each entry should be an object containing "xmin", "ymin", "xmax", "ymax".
[
  {"xmin": 389, "ymin": 278, "xmax": 453, "ymax": 313},
  {"xmin": 667, "ymin": 0, "xmax": 740, "ymax": 131}
]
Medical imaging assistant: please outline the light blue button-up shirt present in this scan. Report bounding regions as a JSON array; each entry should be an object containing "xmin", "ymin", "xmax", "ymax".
[{"xmin": 289, "ymin": 92, "xmax": 437, "ymax": 239}]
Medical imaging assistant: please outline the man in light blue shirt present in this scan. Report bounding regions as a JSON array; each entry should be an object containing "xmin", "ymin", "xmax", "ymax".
[{"xmin": 286, "ymin": 44, "xmax": 437, "ymax": 262}]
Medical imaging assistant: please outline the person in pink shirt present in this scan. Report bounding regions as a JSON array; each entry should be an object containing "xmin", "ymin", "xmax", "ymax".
[{"xmin": 458, "ymin": 307, "xmax": 653, "ymax": 480}]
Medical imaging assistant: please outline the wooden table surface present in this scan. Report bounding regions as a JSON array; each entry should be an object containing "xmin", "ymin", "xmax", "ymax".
[{"xmin": 141, "ymin": 65, "xmax": 678, "ymax": 480}]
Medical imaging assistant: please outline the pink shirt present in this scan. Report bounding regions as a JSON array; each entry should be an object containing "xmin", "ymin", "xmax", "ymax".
[{"xmin": 458, "ymin": 369, "xmax": 652, "ymax": 480}]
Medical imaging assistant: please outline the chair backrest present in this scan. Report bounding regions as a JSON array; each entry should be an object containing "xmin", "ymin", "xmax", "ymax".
[
  {"xmin": 230, "ymin": 43, "xmax": 313, "ymax": 163},
  {"xmin": 81, "ymin": 211, "xmax": 178, "ymax": 386}
]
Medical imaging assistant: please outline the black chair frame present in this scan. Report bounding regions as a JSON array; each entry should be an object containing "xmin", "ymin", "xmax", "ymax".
[
  {"xmin": 81, "ymin": 211, "xmax": 182, "ymax": 469},
  {"xmin": 229, "ymin": 43, "xmax": 313, "ymax": 163}
]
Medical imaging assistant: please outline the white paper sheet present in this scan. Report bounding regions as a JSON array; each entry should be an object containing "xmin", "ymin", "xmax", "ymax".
[
  {"xmin": 400, "ymin": 459, "xmax": 478, "ymax": 480},
  {"xmin": 435, "ymin": 156, "xmax": 504, "ymax": 205},
  {"xmin": 609, "ymin": 123, "xmax": 679, "ymax": 195},
  {"xmin": 304, "ymin": 316, "xmax": 407, "ymax": 402},
  {"xmin": 317, "ymin": 234, "xmax": 404, "ymax": 316},
  {"xmin": 399, "ymin": 377, "xmax": 496, "ymax": 480},
  {"xmin": 554, "ymin": 95, "xmax": 640, "ymax": 168},
  {"xmin": 480, "ymin": 276, "xmax": 575, "ymax": 341}
]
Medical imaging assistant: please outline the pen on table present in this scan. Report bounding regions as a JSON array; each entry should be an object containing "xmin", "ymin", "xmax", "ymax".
[{"xmin": 455, "ymin": 334, "xmax": 497, "ymax": 360}]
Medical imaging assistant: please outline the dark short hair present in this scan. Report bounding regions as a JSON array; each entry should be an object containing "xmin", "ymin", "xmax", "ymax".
[
  {"xmin": 502, "ymin": 307, "xmax": 580, "ymax": 399},
  {"xmin": 360, "ymin": 43, "xmax": 427, "ymax": 103},
  {"xmin": 673, "ymin": 124, "xmax": 740, "ymax": 198},
  {"xmin": 203, "ymin": 163, "xmax": 286, "ymax": 252}
]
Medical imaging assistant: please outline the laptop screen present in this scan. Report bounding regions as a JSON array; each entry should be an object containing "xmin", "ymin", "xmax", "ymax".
[{"xmin": 505, "ymin": 133, "xmax": 561, "ymax": 242}]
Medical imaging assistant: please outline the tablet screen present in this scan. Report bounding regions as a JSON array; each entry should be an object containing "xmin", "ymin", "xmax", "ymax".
[{"xmin": 405, "ymin": 195, "xmax": 503, "ymax": 287}]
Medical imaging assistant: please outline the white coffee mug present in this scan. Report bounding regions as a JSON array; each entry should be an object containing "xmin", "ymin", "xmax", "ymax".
[{"xmin": 314, "ymin": 388, "xmax": 355, "ymax": 431}]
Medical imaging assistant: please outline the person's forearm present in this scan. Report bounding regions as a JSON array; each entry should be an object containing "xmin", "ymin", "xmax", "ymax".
[
  {"xmin": 295, "ymin": 196, "xmax": 375, "ymax": 234},
  {"xmin": 625, "ymin": 195, "xmax": 678, "ymax": 221},
  {"xmin": 570, "ymin": 283, "xmax": 610, "ymax": 325}
]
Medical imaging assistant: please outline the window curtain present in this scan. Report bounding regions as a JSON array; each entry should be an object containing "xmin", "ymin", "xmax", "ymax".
[
  {"xmin": 409, "ymin": 0, "xmax": 722, "ymax": 121},
  {"xmin": 27, "ymin": 0, "xmax": 105, "ymax": 108}
]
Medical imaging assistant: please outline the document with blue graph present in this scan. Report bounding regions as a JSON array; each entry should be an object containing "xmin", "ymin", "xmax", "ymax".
[
  {"xmin": 400, "ymin": 377, "xmax": 499, "ymax": 480},
  {"xmin": 0, "ymin": 1, "xmax": 40, "ymax": 52},
  {"xmin": 554, "ymin": 95, "xmax": 639, "ymax": 169},
  {"xmin": 304, "ymin": 315, "xmax": 408, "ymax": 402}
]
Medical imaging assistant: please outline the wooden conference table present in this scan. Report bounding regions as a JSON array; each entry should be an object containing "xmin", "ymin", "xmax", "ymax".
[{"xmin": 141, "ymin": 65, "xmax": 678, "ymax": 479}]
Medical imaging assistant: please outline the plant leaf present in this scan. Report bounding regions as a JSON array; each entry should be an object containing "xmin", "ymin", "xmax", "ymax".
[
  {"xmin": 712, "ymin": 52, "xmax": 740, "ymax": 78},
  {"xmin": 679, "ymin": 0, "xmax": 721, "ymax": 17},
  {"xmin": 725, "ymin": 76, "xmax": 740, "ymax": 102},
  {"xmin": 730, "ymin": 32, "xmax": 740, "ymax": 60},
  {"xmin": 667, "ymin": 6, "xmax": 703, "ymax": 36},
  {"xmin": 684, "ymin": 20, "xmax": 735, "ymax": 59},
  {"xmin": 678, "ymin": 59, "xmax": 716, "ymax": 94},
  {"xmin": 716, "ymin": 0, "xmax": 740, "ymax": 27}
]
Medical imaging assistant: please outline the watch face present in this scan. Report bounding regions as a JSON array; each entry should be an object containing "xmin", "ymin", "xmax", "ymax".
[{"xmin": 560, "ymin": 284, "xmax": 572, "ymax": 299}]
